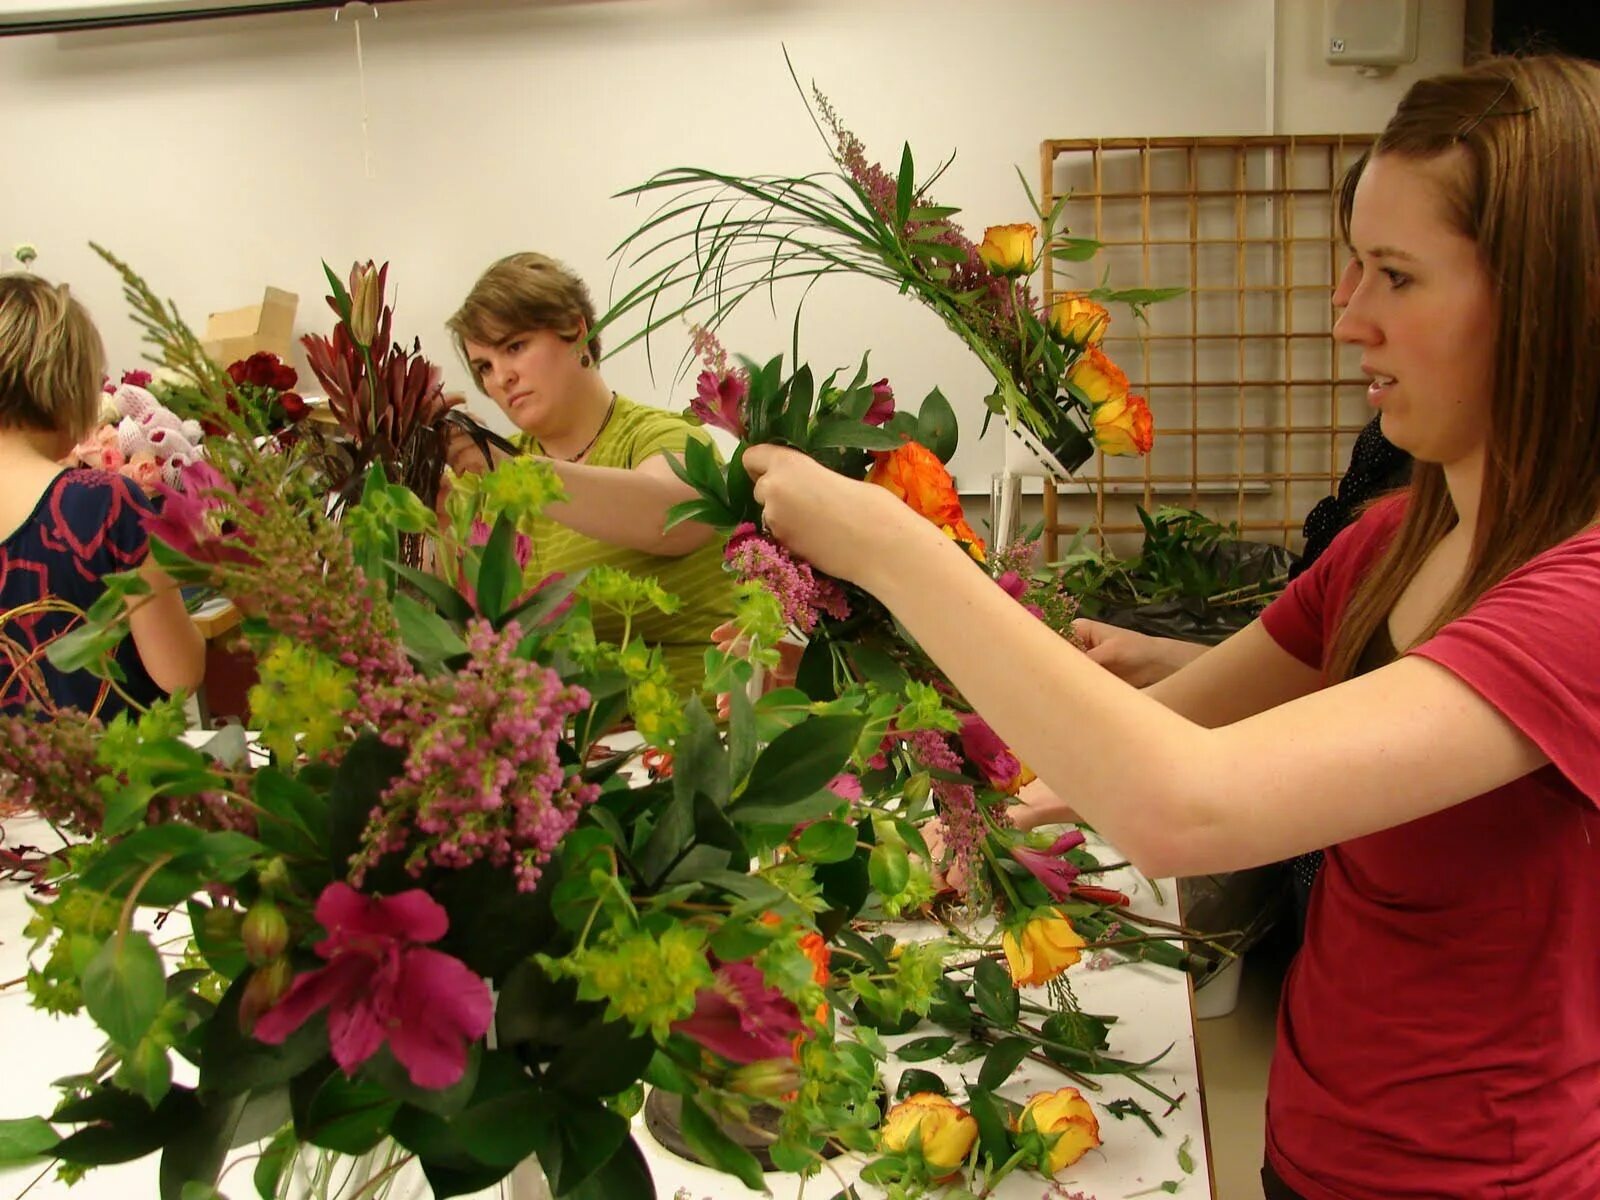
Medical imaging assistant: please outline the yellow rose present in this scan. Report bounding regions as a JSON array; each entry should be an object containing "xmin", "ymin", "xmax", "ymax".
[
  {"xmin": 1018, "ymin": 1086, "xmax": 1103, "ymax": 1174},
  {"xmin": 1048, "ymin": 293, "xmax": 1110, "ymax": 348},
  {"xmin": 977, "ymin": 223, "xmax": 1037, "ymax": 276},
  {"xmin": 1063, "ymin": 346, "xmax": 1130, "ymax": 409},
  {"xmin": 1002, "ymin": 910, "xmax": 1086, "ymax": 987},
  {"xmin": 880, "ymin": 1092, "xmax": 979, "ymax": 1174},
  {"xmin": 1092, "ymin": 391, "xmax": 1155, "ymax": 457}
]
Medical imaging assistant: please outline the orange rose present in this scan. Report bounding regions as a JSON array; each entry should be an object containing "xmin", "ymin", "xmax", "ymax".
[
  {"xmin": 867, "ymin": 441, "xmax": 986, "ymax": 556},
  {"xmin": 1064, "ymin": 346, "xmax": 1130, "ymax": 409},
  {"xmin": 1017, "ymin": 1086, "xmax": 1102, "ymax": 1173},
  {"xmin": 1048, "ymin": 293, "xmax": 1110, "ymax": 348},
  {"xmin": 1092, "ymin": 392, "xmax": 1155, "ymax": 457},
  {"xmin": 1002, "ymin": 910, "xmax": 1086, "ymax": 987},
  {"xmin": 977, "ymin": 223, "xmax": 1037, "ymax": 276}
]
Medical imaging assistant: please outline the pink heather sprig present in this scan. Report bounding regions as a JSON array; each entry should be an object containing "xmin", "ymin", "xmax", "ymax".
[
  {"xmin": 811, "ymin": 86, "xmax": 1031, "ymax": 367},
  {"xmin": 152, "ymin": 465, "xmax": 414, "ymax": 692},
  {"xmin": 724, "ymin": 523, "xmax": 849, "ymax": 634},
  {"xmin": 901, "ymin": 728, "xmax": 985, "ymax": 894},
  {"xmin": 0, "ymin": 711, "xmax": 105, "ymax": 832},
  {"xmin": 689, "ymin": 323, "xmax": 736, "ymax": 379},
  {"xmin": 352, "ymin": 619, "xmax": 597, "ymax": 892}
]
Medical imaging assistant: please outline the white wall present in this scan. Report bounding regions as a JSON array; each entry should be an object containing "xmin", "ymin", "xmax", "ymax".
[{"xmin": 0, "ymin": 0, "xmax": 1462, "ymax": 489}]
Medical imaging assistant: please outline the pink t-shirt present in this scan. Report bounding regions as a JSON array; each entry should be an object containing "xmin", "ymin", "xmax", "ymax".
[{"xmin": 1260, "ymin": 498, "xmax": 1600, "ymax": 1199}]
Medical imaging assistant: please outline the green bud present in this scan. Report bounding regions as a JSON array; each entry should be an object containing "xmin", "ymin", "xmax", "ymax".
[
  {"xmin": 237, "ymin": 958, "xmax": 294, "ymax": 1035},
  {"xmin": 241, "ymin": 900, "xmax": 289, "ymax": 965},
  {"xmin": 901, "ymin": 771, "xmax": 932, "ymax": 805},
  {"xmin": 727, "ymin": 1058, "xmax": 802, "ymax": 1102}
]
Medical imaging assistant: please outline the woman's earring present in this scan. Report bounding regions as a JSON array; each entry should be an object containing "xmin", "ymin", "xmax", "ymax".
[{"xmin": 579, "ymin": 352, "xmax": 592, "ymax": 368}]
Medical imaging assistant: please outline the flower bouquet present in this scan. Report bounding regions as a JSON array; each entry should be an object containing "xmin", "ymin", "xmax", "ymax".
[
  {"xmin": 71, "ymin": 371, "xmax": 205, "ymax": 491},
  {"xmin": 594, "ymin": 56, "xmax": 1177, "ymax": 478}
]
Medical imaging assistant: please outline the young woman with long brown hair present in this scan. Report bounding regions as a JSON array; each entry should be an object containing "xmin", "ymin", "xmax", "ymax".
[{"xmin": 740, "ymin": 55, "xmax": 1600, "ymax": 1198}]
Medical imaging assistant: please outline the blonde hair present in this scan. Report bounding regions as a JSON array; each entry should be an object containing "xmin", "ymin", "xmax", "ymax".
[
  {"xmin": 1327, "ymin": 54, "xmax": 1600, "ymax": 681},
  {"xmin": 447, "ymin": 252, "xmax": 598, "ymax": 393},
  {"xmin": 0, "ymin": 274, "xmax": 105, "ymax": 441}
]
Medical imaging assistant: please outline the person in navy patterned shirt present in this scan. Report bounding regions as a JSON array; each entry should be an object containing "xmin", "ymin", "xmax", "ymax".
[{"xmin": 0, "ymin": 275, "xmax": 203, "ymax": 719}]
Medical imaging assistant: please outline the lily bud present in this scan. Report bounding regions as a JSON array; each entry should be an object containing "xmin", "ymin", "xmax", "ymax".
[
  {"xmin": 347, "ymin": 261, "xmax": 382, "ymax": 347},
  {"xmin": 237, "ymin": 958, "xmax": 294, "ymax": 1035},
  {"xmin": 727, "ymin": 1058, "xmax": 802, "ymax": 1101},
  {"xmin": 242, "ymin": 900, "xmax": 289, "ymax": 966}
]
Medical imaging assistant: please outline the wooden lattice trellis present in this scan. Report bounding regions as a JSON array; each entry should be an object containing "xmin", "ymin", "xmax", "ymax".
[{"xmin": 1038, "ymin": 134, "xmax": 1377, "ymax": 560}]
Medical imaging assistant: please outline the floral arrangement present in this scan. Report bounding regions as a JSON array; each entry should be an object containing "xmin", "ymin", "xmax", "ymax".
[
  {"xmin": 0, "ymin": 225, "xmax": 1214, "ymax": 1197},
  {"xmin": 71, "ymin": 371, "xmax": 205, "ymax": 490},
  {"xmin": 299, "ymin": 261, "xmax": 504, "ymax": 532},
  {"xmin": 221, "ymin": 350, "xmax": 309, "ymax": 439},
  {"xmin": 594, "ymin": 58, "xmax": 1176, "ymax": 477}
]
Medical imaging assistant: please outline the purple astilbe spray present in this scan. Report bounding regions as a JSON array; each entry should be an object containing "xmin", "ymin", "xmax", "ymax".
[
  {"xmin": 353, "ymin": 619, "xmax": 597, "ymax": 892},
  {"xmin": 724, "ymin": 522, "xmax": 850, "ymax": 633}
]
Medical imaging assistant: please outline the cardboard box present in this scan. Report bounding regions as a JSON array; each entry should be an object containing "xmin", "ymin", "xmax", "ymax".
[{"xmin": 201, "ymin": 286, "xmax": 298, "ymax": 368}]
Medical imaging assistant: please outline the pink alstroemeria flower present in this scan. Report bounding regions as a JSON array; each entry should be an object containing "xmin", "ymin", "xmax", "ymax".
[
  {"xmin": 958, "ymin": 713, "xmax": 1024, "ymax": 793},
  {"xmin": 864, "ymin": 378, "xmax": 896, "ymax": 426},
  {"xmin": 146, "ymin": 459, "xmax": 255, "ymax": 566},
  {"xmin": 253, "ymin": 883, "xmax": 493, "ymax": 1089},
  {"xmin": 690, "ymin": 369, "xmax": 748, "ymax": 438},
  {"xmin": 826, "ymin": 773, "xmax": 863, "ymax": 801},
  {"xmin": 672, "ymin": 958, "xmax": 804, "ymax": 1064},
  {"xmin": 1011, "ymin": 829, "xmax": 1088, "ymax": 901}
]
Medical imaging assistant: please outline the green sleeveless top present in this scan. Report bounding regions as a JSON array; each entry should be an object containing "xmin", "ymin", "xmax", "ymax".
[{"xmin": 519, "ymin": 394, "xmax": 734, "ymax": 694}]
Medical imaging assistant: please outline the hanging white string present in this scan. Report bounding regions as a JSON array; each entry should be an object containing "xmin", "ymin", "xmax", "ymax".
[{"xmin": 335, "ymin": 3, "xmax": 379, "ymax": 180}]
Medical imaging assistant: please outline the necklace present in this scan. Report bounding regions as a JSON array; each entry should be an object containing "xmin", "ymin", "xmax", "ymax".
[{"xmin": 549, "ymin": 391, "xmax": 617, "ymax": 463}]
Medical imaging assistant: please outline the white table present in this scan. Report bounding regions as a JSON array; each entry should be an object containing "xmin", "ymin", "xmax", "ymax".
[{"xmin": 637, "ymin": 845, "xmax": 1215, "ymax": 1199}]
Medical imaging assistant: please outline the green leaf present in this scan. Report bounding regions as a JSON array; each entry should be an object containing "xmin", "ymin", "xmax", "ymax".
[
  {"xmin": 0, "ymin": 1117, "xmax": 59, "ymax": 1165},
  {"xmin": 547, "ymin": 1101, "xmax": 631, "ymax": 1195},
  {"xmin": 562, "ymin": 1137, "xmax": 653, "ymax": 1200},
  {"xmin": 679, "ymin": 1096, "xmax": 765, "ymax": 1192},
  {"xmin": 1178, "ymin": 1133, "xmax": 1196, "ymax": 1174},
  {"xmin": 808, "ymin": 418, "xmax": 905, "ymax": 452},
  {"xmin": 390, "ymin": 561, "xmax": 474, "ymax": 623},
  {"xmin": 915, "ymin": 387, "xmax": 959, "ymax": 463},
  {"xmin": 895, "ymin": 141, "xmax": 915, "ymax": 228},
  {"xmin": 543, "ymin": 1020, "xmax": 655, "ymax": 1098},
  {"xmin": 84, "ymin": 932, "xmax": 165, "ymax": 1050},
  {"xmin": 672, "ymin": 695, "xmax": 730, "ymax": 810},
  {"xmin": 868, "ymin": 843, "xmax": 911, "ymax": 897},
  {"xmin": 392, "ymin": 591, "xmax": 469, "ymax": 664},
  {"xmin": 159, "ymin": 1092, "xmax": 247, "ymax": 1200},
  {"xmin": 471, "ymin": 513, "xmax": 521, "ymax": 624},
  {"xmin": 1043, "ymin": 1010, "xmax": 1112, "ymax": 1053},
  {"xmin": 972, "ymin": 957, "xmax": 1020, "ymax": 1028},
  {"xmin": 729, "ymin": 788, "xmax": 841, "ymax": 828},
  {"xmin": 963, "ymin": 1085, "xmax": 1012, "ymax": 1166},
  {"xmin": 737, "ymin": 714, "xmax": 864, "ymax": 811},
  {"xmin": 795, "ymin": 819, "xmax": 858, "ymax": 864},
  {"xmin": 252, "ymin": 1126, "xmax": 296, "ymax": 1199},
  {"xmin": 977, "ymin": 1035, "xmax": 1033, "ymax": 1092},
  {"xmin": 893, "ymin": 1068, "xmax": 946, "ymax": 1099},
  {"xmin": 1051, "ymin": 236, "xmax": 1103, "ymax": 262},
  {"xmin": 299, "ymin": 1072, "xmax": 398, "ymax": 1155},
  {"xmin": 893, "ymin": 1036, "xmax": 954, "ymax": 1063}
]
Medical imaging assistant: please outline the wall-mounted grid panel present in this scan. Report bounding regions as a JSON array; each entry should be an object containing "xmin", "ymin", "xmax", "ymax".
[{"xmin": 1038, "ymin": 134, "xmax": 1376, "ymax": 559}]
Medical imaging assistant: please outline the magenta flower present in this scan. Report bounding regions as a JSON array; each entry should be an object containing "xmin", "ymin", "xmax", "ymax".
[
  {"xmin": 864, "ymin": 378, "xmax": 896, "ymax": 426},
  {"xmin": 672, "ymin": 959, "xmax": 804, "ymax": 1064},
  {"xmin": 691, "ymin": 369, "xmax": 748, "ymax": 438},
  {"xmin": 145, "ymin": 459, "xmax": 256, "ymax": 566},
  {"xmin": 253, "ymin": 883, "xmax": 493, "ymax": 1089},
  {"xmin": 958, "ymin": 713, "xmax": 1023, "ymax": 793},
  {"xmin": 826, "ymin": 773, "xmax": 863, "ymax": 801},
  {"xmin": 1011, "ymin": 829, "xmax": 1087, "ymax": 901}
]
